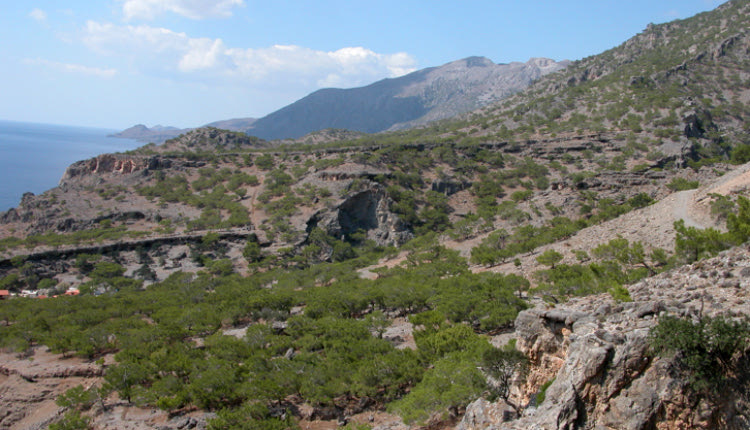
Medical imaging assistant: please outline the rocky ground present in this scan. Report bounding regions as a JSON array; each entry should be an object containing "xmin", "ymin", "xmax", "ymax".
[{"xmin": 0, "ymin": 347, "xmax": 105, "ymax": 430}]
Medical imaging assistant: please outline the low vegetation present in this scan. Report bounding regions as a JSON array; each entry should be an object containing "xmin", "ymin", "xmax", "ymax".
[{"xmin": 0, "ymin": 244, "xmax": 528, "ymax": 426}]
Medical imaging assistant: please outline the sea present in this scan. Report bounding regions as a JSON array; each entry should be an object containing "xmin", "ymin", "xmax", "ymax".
[{"xmin": 0, "ymin": 120, "xmax": 142, "ymax": 212}]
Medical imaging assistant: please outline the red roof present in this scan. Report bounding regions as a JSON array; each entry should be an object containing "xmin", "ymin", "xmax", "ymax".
[{"xmin": 0, "ymin": 290, "xmax": 9, "ymax": 296}]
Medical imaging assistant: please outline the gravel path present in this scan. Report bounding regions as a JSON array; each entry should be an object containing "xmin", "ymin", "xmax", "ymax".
[{"xmin": 674, "ymin": 190, "xmax": 704, "ymax": 229}]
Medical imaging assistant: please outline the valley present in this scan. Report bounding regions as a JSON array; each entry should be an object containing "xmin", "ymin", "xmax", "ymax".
[{"xmin": 1, "ymin": 1, "xmax": 750, "ymax": 429}]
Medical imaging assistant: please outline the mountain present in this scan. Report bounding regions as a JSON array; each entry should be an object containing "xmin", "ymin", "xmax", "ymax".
[
  {"xmin": 111, "ymin": 119, "xmax": 257, "ymax": 144},
  {"xmin": 112, "ymin": 57, "xmax": 565, "ymax": 143},
  {"xmin": 244, "ymin": 56, "xmax": 568, "ymax": 140},
  {"xmin": 204, "ymin": 117, "xmax": 257, "ymax": 131},
  {"xmin": 109, "ymin": 123, "xmax": 187, "ymax": 142},
  {"xmin": 1, "ymin": 1, "xmax": 750, "ymax": 429}
]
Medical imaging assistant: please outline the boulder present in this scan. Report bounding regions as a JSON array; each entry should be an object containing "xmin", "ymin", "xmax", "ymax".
[{"xmin": 456, "ymin": 399, "xmax": 518, "ymax": 430}]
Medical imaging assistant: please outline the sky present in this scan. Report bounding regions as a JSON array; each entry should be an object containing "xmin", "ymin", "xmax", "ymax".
[{"xmin": 0, "ymin": 0, "xmax": 726, "ymax": 130}]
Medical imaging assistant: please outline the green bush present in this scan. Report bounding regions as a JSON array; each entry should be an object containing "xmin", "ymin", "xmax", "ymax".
[
  {"xmin": 209, "ymin": 402, "xmax": 299, "ymax": 430},
  {"xmin": 535, "ymin": 378, "xmax": 555, "ymax": 405},
  {"xmin": 49, "ymin": 411, "xmax": 90, "ymax": 430},
  {"xmin": 666, "ymin": 177, "xmax": 699, "ymax": 191},
  {"xmin": 730, "ymin": 144, "xmax": 750, "ymax": 164},
  {"xmin": 389, "ymin": 349, "xmax": 489, "ymax": 424},
  {"xmin": 649, "ymin": 314, "xmax": 750, "ymax": 392},
  {"xmin": 56, "ymin": 385, "xmax": 99, "ymax": 411},
  {"xmin": 536, "ymin": 249, "xmax": 563, "ymax": 268},
  {"xmin": 482, "ymin": 342, "xmax": 528, "ymax": 402},
  {"xmin": 254, "ymin": 154, "xmax": 275, "ymax": 170},
  {"xmin": 510, "ymin": 190, "xmax": 533, "ymax": 202},
  {"xmin": 608, "ymin": 284, "xmax": 632, "ymax": 303},
  {"xmin": 673, "ymin": 220, "xmax": 733, "ymax": 263},
  {"xmin": 627, "ymin": 193, "xmax": 654, "ymax": 208}
]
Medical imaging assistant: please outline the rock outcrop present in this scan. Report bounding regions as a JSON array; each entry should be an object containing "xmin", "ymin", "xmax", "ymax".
[
  {"xmin": 60, "ymin": 154, "xmax": 175, "ymax": 184},
  {"xmin": 307, "ymin": 183, "xmax": 412, "ymax": 247},
  {"xmin": 457, "ymin": 399, "xmax": 518, "ymax": 430},
  {"xmin": 459, "ymin": 244, "xmax": 750, "ymax": 429}
]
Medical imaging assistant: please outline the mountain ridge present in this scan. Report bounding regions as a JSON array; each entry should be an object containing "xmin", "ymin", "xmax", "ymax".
[
  {"xmin": 111, "ymin": 56, "xmax": 567, "ymax": 143},
  {"xmin": 244, "ymin": 56, "xmax": 568, "ymax": 140}
]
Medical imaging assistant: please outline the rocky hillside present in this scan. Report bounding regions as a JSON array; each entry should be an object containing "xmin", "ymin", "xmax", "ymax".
[
  {"xmin": 470, "ymin": 0, "xmax": 750, "ymax": 148},
  {"xmin": 0, "ymin": 1, "xmax": 749, "ymax": 430}
]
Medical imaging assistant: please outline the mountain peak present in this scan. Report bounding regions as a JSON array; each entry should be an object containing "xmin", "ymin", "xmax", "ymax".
[{"xmin": 462, "ymin": 56, "xmax": 495, "ymax": 68}]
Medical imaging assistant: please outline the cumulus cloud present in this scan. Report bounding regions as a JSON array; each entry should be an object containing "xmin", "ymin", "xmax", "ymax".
[
  {"xmin": 120, "ymin": 0, "xmax": 244, "ymax": 20},
  {"xmin": 82, "ymin": 21, "xmax": 417, "ymax": 88},
  {"xmin": 24, "ymin": 58, "xmax": 117, "ymax": 78},
  {"xmin": 29, "ymin": 8, "xmax": 47, "ymax": 22}
]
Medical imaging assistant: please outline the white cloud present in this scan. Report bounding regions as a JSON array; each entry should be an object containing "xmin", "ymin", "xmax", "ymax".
[
  {"xmin": 24, "ymin": 58, "xmax": 117, "ymax": 78},
  {"xmin": 29, "ymin": 8, "xmax": 47, "ymax": 22},
  {"xmin": 120, "ymin": 0, "xmax": 244, "ymax": 20},
  {"xmin": 82, "ymin": 21, "xmax": 417, "ymax": 89}
]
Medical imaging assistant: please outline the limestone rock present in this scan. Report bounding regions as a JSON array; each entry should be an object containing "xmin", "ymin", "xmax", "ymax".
[
  {"xmin": 456, "ymin": 399, "xmax": 517, "ymax": 430},
  {"xmin": 481, "ymin": 247, "xmax": 750, "ymax": 429},
  {"xmin": 307, "ymin": 183, "xmax": 412, "ymax": 247}
]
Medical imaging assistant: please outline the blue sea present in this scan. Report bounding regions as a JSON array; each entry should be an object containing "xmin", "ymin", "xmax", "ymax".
[{"xmin": 0, "ymin": 120, "xmax": 142, "ymax": 212}]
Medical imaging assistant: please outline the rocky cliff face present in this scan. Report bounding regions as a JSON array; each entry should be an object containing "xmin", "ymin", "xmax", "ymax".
[
  {"xmin": 459, "ymin": 244, "xmax": 750, "ymax": 430},
  {"xmin": 308, "ymin": 183, "xmax": 413, "ymax": 247},
  {"xmin": 60, "ymin": 154, "xmax": 169, "ymax": 183}
]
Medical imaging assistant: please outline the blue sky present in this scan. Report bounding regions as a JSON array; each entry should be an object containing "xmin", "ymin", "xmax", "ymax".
[{"xmin": 0, "ymin": 0, "xmax": 725, "ymax": 129}]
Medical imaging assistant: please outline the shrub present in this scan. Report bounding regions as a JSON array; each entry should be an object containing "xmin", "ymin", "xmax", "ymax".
[
  {"xmin": 673, "ymin": 220, "xmax": 733, "ymax": 263},
  {"xmin": 243, "ymin": 240, "xmax": 263, "ymax": 262},
  {"xmin": 49, "ymin": 411, "xmax": 90, "ymax": 430},
  {"xmin": 389, "ymin": 351, "xmax": 488, "ymax": 424},
  {"xmin": 649, "ymin": 314, "xmax": 750, "ymax": 392},
  {"xmin": 727, "ymin": 196, "xmax": 750, "ymax": 244},
  {"xmin": 709, "ymin": 194, "xmax": 735, "ymax": 221},
  {"xmin": 535, "ymin": 378, "xmax": 555, "ymax": 405},
  {"xmin": 510, "ymin": 190, "xmax": 533, "ymax": 202},
  {"xmin": 536, "ymin": 249, "xmax": 563, "ymax": 268},
  {"xmin": 730, "ymin": 144, "xmax": 750, "ymax": 164},
  {"xmin": 254, "ymin": 154, "xmax": 275, "ymax": 170},
  {"xmin": 666, "ymin": 177, "xmax": 700, "ymax": 191},
  {"xmin": 627, "ymin": 193, "xmax": 654, "ymax": 208},
  {"xmin": 482, "ymin": 342, "xmax": 528, "ymax": 403},
  {"xmin": 608, "ymin": 284, "xmax": 632, "ymax": 303}
]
